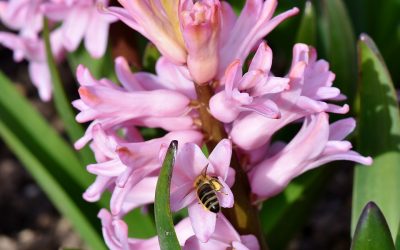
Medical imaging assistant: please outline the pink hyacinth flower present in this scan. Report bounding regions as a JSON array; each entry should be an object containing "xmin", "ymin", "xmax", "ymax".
[
  {"xmin": 83, "ymin": 124, "xmax": 202, "ymax": 216},
  {"xmin": 249, "ymin": 112, "xmax": 373, "ymax": 201},
  {"xmin": 100, "ymin": 0, "xmax": 186, "ymax": 64},
  {"xmin": 210, "ymin": 42, "xmax": 289, "ymax": 123},
  {"xmin": 110, "ymin": 131, "xmax": 203, "ymax": 216},
  {"xmin": 98, "ymin": 209, "xmax": 194, "ymax": 250},
  {"xmin": 0, "ymin": 0, "xmax": 44, "ymax": 38},
  {"xmin": 230, "ymin": 43, "xmax": 350, "ymax": 150},
  {"xmin": 218, "ymin": 0, "xmax": 299, "ymax": 76},
  {"xmin": 184, "ymin": 215, "xmax": 259, "ymax": 250},
  {"xmin": 0, "ymin": 29, "xmax": 64, "ymax": 101},
  {"xmin": 170, "ymin": 139, "xmax": 235, "ymax": 242},
  {"xmin": 180, "ymin": 0, "xmax": 221, "ymax": 84},
  {"xmin": 42, "ymin": 0, "xmax": 117, "ymax": 58},
  {"xmin": 72, "ymin": 62, "xmax": 194, "ymax": 149}
]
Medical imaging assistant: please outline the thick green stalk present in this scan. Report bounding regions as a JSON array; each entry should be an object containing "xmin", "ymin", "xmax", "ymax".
[
  {"xmin": 42, "ymin": 18, "xmax": 94, "ymax": 165},
  {"xmin": 194, "ymin": 83, "xmax": 268, "ymax": 250}
]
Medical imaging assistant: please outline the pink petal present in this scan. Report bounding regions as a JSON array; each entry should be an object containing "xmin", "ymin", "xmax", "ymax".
[
  {"xmin": 248, "ymin": 41, "xmax": 272, "ymax": 73},
  {"xmin": 329, "ymin": 118, "xmax": 356, "ymax": 140},
  {"xmin": 114, "ymin": 56, "xmax": 145, "ymax": 91},
  {"xmin": 240, "ymin": 235, "xmax": 260, "ymax": 250},
  {"xmin": 120, "ymin": 177, "xmax": 158, "ymax": 215},
  {"xmin": 188, "ymin": 202, "xmax": 217, "ymax": 242},
  {"xmin": 183, "ymin": 236, "xmax": 230, "ymax": 249},
  {"xmin": 241, "ymin": 99, "xmax": 280, "ymax": 119},
  {"xmin": 208, "ymin": 139, "xmax": 232, "ymax": 180},
  {"xmin": 84, "ymin": 8, "xmax": 112, "ymax": 58},
  {"xmin": 224, "ymin": 60, "xmax": 242, "ymax": 97},
  {"xmin": 28, "ymin": 62, "xmax": 52, "ymax": 101},
  {"xmin": 83, "ymin": 176, "xmax": 114, "ymax": 202},
  {"xmin": 216, "ymin": 177, "xmax": 234, "ymax": 208},
  {"xmin": 62, "ymin": 7, "xmax": 89, "ymax": 51},
  {"xmin": 155, "ymin": 57, "xmax": 196, "ymax": 99},
  {"xmin": 175, "ymin": 218, "xmax": 195, "ymax": 246},
  {"xmin": 170, "ymin": 185, "xmax": 197, "ymax": 211},
  {"xmin": 86, "ymin": 159, "xmax": 126, "ymax": 177},
  {"xmin": 176, "ymin": 143, "xmax": 209, "ymax": 179},
  {"xmin": 300, "ymin": 151, "xmax": 373, "ymax": 174},
  {"xmin": 209, "ymin": 91, "xmax": 240, "ymax": 123}
]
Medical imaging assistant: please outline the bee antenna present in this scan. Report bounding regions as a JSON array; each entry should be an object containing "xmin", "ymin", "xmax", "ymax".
[{"xmin": 201, "ymin": 165, "xmax": 209, "ymax": 176}]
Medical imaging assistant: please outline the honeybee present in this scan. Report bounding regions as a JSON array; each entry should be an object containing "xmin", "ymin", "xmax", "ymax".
[{"xmin": 194, "ymin": 166, "xmax": 226, "ymax": 213}]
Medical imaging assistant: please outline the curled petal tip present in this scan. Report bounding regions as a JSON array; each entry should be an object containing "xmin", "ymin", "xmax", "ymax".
[{"xmin": 364, "ymin": 156, "xmax": 373, "ymax": 165}]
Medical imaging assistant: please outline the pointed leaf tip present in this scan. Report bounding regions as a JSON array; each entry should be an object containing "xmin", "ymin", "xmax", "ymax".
[
  {"xmin": 352, "ymin": 34, "xmax": 400, "ymax": 239},
  {"xmin": 351, "ymin": 202, "xmax": 395, "ymax": 250},
  {"xmin": 155, "ymin": 140, "xmax": 181, "ymax": 250}
]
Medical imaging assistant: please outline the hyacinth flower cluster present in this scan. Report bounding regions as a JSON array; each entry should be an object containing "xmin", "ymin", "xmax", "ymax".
[
  {"xmin": 0, "ymin": 0, "xmax": 374, "ymax": 249},
  {"xmin": 0, "ymin": 0, "xmax": 116, "ymax": 101},
  {"xmin": 62, "ymin": 0, "xmax": 376, "ymax": 249}
]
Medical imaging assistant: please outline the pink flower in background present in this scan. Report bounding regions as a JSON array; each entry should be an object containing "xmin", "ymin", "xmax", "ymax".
[
  {"xmin": 170, "ymin": 139, "xmax": 235, "ymax": 242},
  {"xmin": 230, "ymin": 43, "xmax": 350, "ymax": 150},
  {"xmin": 249, "ymin": 112, "xmax": 373, "ymax": 201},
  {"xmin": 0, "ymin": 0, "xmax": 115, "ymax": 101},
  {"xmin": 42, "ymin": 0, "xmax": 117, "ymax": 58},
  {"xmin": 210, "ymin": 42, "xmax": 289, "ymax": 123},
  {"xmin": 0, "ymin": 0, "xmax": 44, "ymax": 38},
  {"xmin": 0, "ymin": 29, "xmax": 64, "ymax": 101},
  {"xmin": 183, "ymin": 215, "xmax": 259, "ymax": 250}
]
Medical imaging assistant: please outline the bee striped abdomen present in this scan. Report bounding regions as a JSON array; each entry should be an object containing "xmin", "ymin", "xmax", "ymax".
[{"xmin": 197, "ymin": 182, "xmax": 220, "ymax": 213}]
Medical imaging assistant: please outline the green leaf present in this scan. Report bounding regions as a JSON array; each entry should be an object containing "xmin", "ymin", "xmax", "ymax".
[
  {"xmin": 351, "ymin": 202, "xmax": 395, "ymax": 250},
  {"xmin": 0, "ymin": 71, "xmax": 91, "ymax": 189},
  {"xmin": 154, "ymin": 140, "xmax": 181, "ymax": 250},
  {"xmin": 295, "ymin": 1, "xmax": 317, "ymax": 46},
  {"xmin": 352, "ymin": 34, "xmax": 400, "ymax": 240},
  {"xmin": 227, "ymin": 0, "xmax": 245, "ymax": 14},
  {"xmin": 318, "ymin": 0, "xmax": 357, "ymax": 103},
  {"xmin": 125, "ymin": 208, "xmax": 157, "ymax": 238},
  {"xmin": 42, "ymin": 18, "xmax": 93, "ymax": 165},
  {"xmin": 396, "ymin": 222, "xmax": 400, "ymax": 249},
  {"xmin": 67, "ymin": 42, "xmax": 116, "ymax": 81},
  {"xmin": 142, "ymin": 43, "xmax": 161, "ymax": 73},
  {"xmin": 0, "ymin": 71, "xmax": 106, "ymax": 249},
  {"xmin": 261, "ymin": 168, "xmax": 330, "ymax": 249}
]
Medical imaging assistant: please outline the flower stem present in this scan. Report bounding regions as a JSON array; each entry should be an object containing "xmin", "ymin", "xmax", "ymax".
[{"xmin": 194, "ymin": 83, "xmax": 268, "ymax": 250}]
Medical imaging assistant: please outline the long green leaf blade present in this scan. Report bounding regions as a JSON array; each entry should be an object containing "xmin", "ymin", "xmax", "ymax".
[
  {"xmin": 0, "ymin": 70, "xmax": 107, "ymax": 247},
  {"xmin": 0, "ymin": 71, "xmax": 91, "ymax": 188},
  {"xmin": 295, "ymin": 1, "xmax": 317, "ymax": 46},
  {"xmin": 352, "ymin": 34, "xmax": 400, "ymax": 239},
  {"xmin": 0, "ymin": 122, "xmax": 106, "ymax": 250},
  {"xmin": 351, "ymin": 202, "xmax": 395, "ymax": 250},
  {"xmin": 43, "ymin": 18, "xmax": 93, "ymax": 165},
  {"xmin": 319, "ymin": 0, "xmax": 357, "ymax": 102},
  {"xmin": 154, "ymin": 140, "xmax": 181, "ymax": 250},
  {"xmin": 396, "ymin": 222, "xmax": 400, "ymax": 249}
]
